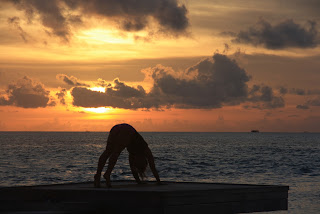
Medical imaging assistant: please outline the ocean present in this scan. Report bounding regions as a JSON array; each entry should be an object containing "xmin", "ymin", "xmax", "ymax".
[{"xmin": 0, "ymin": 132, "xmax": 319, "ymax": 213}]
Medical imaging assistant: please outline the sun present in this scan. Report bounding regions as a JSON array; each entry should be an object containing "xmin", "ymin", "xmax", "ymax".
[
  {"xmin": 89, "ymin": 87, "xmax": 106, "ymax": 93},
  {"xmin": 84, "ymin": 107, "xmax": 111, "ymax": 114},
  {"xmin": 80, "ymin": 87, "xmax": 110, "ymax": 113}
]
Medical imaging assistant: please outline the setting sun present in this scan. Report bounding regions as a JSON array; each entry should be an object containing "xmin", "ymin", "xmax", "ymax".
[
  {"xmin": 89, "ymin": 87, "xmax": 106, "ymax": 93},
  {"xmin": 83, "ymin": 107, "xmax": 111, "ymax": 114}
]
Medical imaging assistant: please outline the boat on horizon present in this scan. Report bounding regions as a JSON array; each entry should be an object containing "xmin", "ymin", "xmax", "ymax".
[{"xmin": 251, "ymin": 130, "xmax": 260, "ymax": 133}]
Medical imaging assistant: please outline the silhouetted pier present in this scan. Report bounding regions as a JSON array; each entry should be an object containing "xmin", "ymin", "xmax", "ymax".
[{"xmin": 0, "ymin": 180, "xmax": 288, "ymax": 214}]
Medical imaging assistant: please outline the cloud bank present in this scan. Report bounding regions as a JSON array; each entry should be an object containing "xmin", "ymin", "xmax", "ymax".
[
  {"xmin": 71, "ymin": 54, "xmax": 284, "ymax": 110},
  {"xmin": 0, "ymin": 76, "xmax": 53, "ymax": 108},
  {"xmin": 226, "ymin": 19, "xmax": 319, "ymax": 49},
  {"xmin": 0, "ymin": 55, "xmax": 288, "ymax": 110},
  {"xmin": 8, "ymin": 0, "xmax": 189, "ymax": 41}
]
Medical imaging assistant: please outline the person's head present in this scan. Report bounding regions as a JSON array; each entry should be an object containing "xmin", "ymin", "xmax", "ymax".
[{"xmin": 130, "ymin": 153, "xmax": 148, "ymax": 180}]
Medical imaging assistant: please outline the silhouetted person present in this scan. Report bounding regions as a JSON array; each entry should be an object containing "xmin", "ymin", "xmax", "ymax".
[{"xmin": 94, "ymin": 123, "xmax": 161, "ymax": 187}]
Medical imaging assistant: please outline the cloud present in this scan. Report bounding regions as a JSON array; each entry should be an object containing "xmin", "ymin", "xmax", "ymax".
[
  {"xmin": 227, "ymin": 19, "xmax": 319, "ymax": 49},
  {"xmin": 71, "ymin": 53, "xmax": 284, "ymax": 110},
  {"xmin": 7, "ymin": 0, "xmax": 74, "ymax": 42},
  {"xmin": 306, "ymin": 96, "xmax": 320, "ymax": 106},
  {"xmin": 296, "ymin": 104, "xmax": 309, "ymax": 110},
  {"xmin": 72, "ymin": 78, "xmax": 146, "ymax": 109},
  {"xmin": 56, "ymin": 88, "xmax": 67, "ymax": 105},
  {"xmin": 68, "ymin": 0, "xmax": 189, "ymax": 33},
  {"xmin": 56, "ymin": 74, "xmax": 89, "ymax": 87},
  {"xmin": 72, "ymin": 54, "xmax": 251, "ymax": 109},
  {"xmin": 290, "ymin": 88, "xmax": 307, "ymax": 95},
  {"xmin": 0, "ymin": 76, "xmax": 53, "ymax": 108},
  {"xmin": 97, "ymin": 78, "xmax": 111, "ymax": 87},
  {"xmin": 8, "ymin": 0, "xmax": 189, "ymax": 41},
  {"xmin": 280, "ymin": 87, "xmax": 320, "ymax": 95},
  {"xmin": 246, "ymin": 85, "xmax": 285, "ymax": 109},
  {"xmin": 294, "ymin": 95, "xmax": 320, "ymax": 110},
  {"xmin": 7, "ymin": 16, "xmax": 29, "ymax": 43},
  {"xmin": 279, "ymin": 87, "xmax": 288, "ymax": 95},
  {"xmin": 106, "ymin": 78, "xmax": 146, "ymax": 98},
  {"xmin": 145, "ymin": 54, "xmax": 250, "ymax": 108}
]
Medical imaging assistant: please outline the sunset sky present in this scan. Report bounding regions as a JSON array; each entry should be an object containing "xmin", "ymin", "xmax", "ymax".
[{"xmin": 0, "ymin": 0, "xmax": 320, "ymax": 132}]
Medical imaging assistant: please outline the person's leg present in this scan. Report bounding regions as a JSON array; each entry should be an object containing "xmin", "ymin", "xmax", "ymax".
[
  {"xmin": 100, "ymin": 130, "xmax": 131, "ymax": 187},
  {"xmin": 94, "ymin": 143, "xmax": 113, "ymax": 187},
  {"xmin": 103, "ymin": 150, "xmax": 122, "ymax": 188}
]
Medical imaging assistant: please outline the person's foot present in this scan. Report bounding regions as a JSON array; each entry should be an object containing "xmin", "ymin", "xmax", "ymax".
[
  {"xmin": 103, "ymin": 173, "xmax": 112, "ymax": 188},
  {"xmin": 94, "ymin": 174, "xmax": 101, "ymax": 188},
  {"xmin": 138, "ymin": 181, "xmax": 147, "ymax": 185}
]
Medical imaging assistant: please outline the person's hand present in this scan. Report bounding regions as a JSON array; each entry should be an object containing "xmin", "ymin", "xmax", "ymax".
[{"xmin": 94, "ymin": 173, "xmax": 101, "ymax": 188}]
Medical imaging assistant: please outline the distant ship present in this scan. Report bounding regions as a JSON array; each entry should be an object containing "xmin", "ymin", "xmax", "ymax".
[{"xmin": 251, "ymin": 130, "xmax": 260, "ymax": 133}]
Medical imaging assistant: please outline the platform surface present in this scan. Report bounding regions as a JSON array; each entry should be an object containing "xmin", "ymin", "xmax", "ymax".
[{"xmin": 0, "ymin": 180, "xmax": 289, "ymax": 214}]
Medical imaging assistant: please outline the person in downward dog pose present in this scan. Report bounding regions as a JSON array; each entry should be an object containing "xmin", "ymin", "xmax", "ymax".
[{"xmin": 94, "ymin": 123, "xmax": 161, "ymax": 187}]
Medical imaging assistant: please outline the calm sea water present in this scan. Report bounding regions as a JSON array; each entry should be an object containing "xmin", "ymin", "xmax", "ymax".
[{"xmin": 0, "ymin": 132, "xmax": 319, "ymax": 213}]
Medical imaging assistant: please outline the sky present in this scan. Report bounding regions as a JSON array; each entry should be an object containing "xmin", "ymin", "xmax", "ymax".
[{"xmin": 0, "ymin": 0, "xmax": 320, "ymax": 132}]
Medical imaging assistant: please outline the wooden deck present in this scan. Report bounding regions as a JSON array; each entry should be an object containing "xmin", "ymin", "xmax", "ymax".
[{"xmin": 0, "ymin": 180, "xmax": 289, "ymax": 214}]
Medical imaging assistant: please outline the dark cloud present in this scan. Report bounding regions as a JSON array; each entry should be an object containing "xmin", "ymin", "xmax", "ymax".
[
  {"xmin": 56, "ymin": 74, "xmax": 89, "ymax": 87},
  {"xmin": 228, "ymin": 19, "xmax": 319, "ymax": 49},
  {"xmin": 106, "ymin": 78, "xmax": 146, "ymax": 98},
  {"xmin": 280, "ymin": 87, "xmax": 320, "ymax": 95},
  {"xmin": 296, "ymin": 104, "xmax": 309, "ymax": 110},
  {"xmin": 8, "ymin": 0, "xmax": 189, "ymax": 41},
  {"xmin": 307, "ymin": 96, "xmax": 320, "ymax": 106},
  {"xmin": 8, "ymin": 0, "xmax": 73, "ymax": 42},
  {"xmin": 247, "ymin": 85, "xmax": 285, "ymax": 109},
  {"xmin": 97, "ymin": 78, "xmax": 111, "ymax": 87},
  {"xmin": 294, "ymin": 95, "xmax": 320, "ymax": 110},
  {"xmin": 121, "ymin": 17, "xmax": 148, "ymax": 32},
  {"xmin": 7, "ymin": 16, "xmax": 29, "ymax": 43},
  {"xmin": 68, "ymin": 0, "xmax": 189, "ymax": 33},
  {"xmin": 71, "ymin": 53, "xmax": 284, "ymax": 110},
  {"xmin": 0, "ymin": 76, "xmax": 53, "ymax": 108},
  {"xmin": 72, "ymin": 78, "xmax": 145, "ymax": 109},
  {"xmin": 146, "ymin": 54, "xmax": 250, "ymax": 108},
  {"xmin": 290, "ymin": 88, "xmax": 306, "ymax": 95},
  {"xmin": 56, "ymin": 88, "xmax": 67, "ymax": 105},
  {"xmin": 279, "ymin": 87, "xmax": 288, "ymax": 95}
]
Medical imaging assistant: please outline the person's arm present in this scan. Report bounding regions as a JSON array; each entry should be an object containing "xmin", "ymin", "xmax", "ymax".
[
  {"xmin": 129, "ymin": 155, "xmax": 142, "ymax": 184},
  {"xmin": 103, "ymin": 149, "xmax": 122, "ymax": 188},
  {"xmin": 145, "ymin": 147, "xmax": 161, "ymax": 184}
]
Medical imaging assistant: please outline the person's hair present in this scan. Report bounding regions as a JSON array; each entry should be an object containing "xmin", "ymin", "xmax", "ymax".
[{"xmin": 133, "ymin": 154, "xmax": 148, "ymax": 180}]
